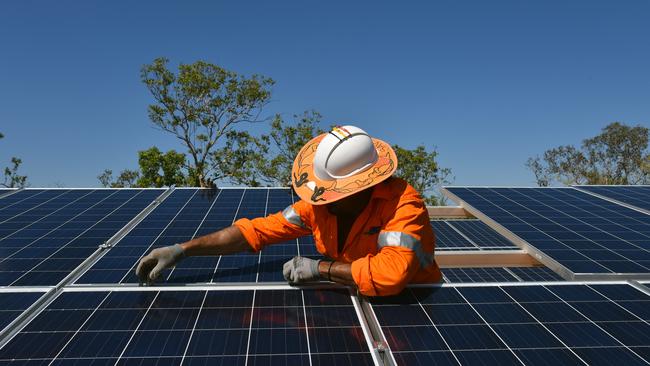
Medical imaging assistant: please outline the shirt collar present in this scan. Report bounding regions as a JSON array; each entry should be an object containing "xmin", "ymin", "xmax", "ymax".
[{"xmin": 370, "ymin": 179, "xmax": 393, "ymax": 201}]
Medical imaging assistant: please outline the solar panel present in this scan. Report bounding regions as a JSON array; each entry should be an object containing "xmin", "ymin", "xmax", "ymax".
[
  {"xmin": 432, "ymin": 220, "xmax": 519, "ymax": 251},
  {"xmin": 509, "ymin": 266, "xmax": 565, "ymax": 282},
  {"xmin": 575, "ymin": 185, "xmax": 650, "ymax": 214},
  {"xmin": 444, "ymin": 187, "xmax": 650, "ymax": 277},
  {"xmin": 77, "ymin": 188, "xmax": 320, "ymax": 285},
  {"xmin": 370, "ymin": 283, "xmax": 650, "ymax": 365},
  {"xmin": 0, "ymin": 189, "xmax": 163, "ymax": 286},
  {"xmin": 442, "ymin": 268, "xmax": 519, "ymax": 283},
  {"xmin": 442, "ymin": 267, "xmax": 564, "ymax": 283},
  {"xmin": 447, "ymin": 220, "xmax": 519, "ymax": 250},
  {"xmin": 0, "ymin": 291, "xmax": 45, "ymax": 332},
  {"xmin": 430, "ymin": 221, "xmax": 473, "ymax": 249},
  {"xmin": 0, "ymin": 287, "xmax": 375, "ymax": 365}
]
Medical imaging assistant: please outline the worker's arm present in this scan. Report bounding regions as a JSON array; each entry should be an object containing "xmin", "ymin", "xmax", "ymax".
[
  {"xmin": 136, "ymin": 225, "xmax": 251, "ymax": 283},
  {"xmin": 350, "ymin": 196, "xmax": 435, "ymax": 296},
  {"xmin": 137, "ymin": 202, "xmax": 312, "ymax": 284},
  {"xmin": 318, "ymin": 260, "xmax": 355, "ymax": 286},
  {"xmin": 180, "ymin": 225, "xmax": 250, "ymax": 256},
  {"xmin": 281, "ymin": 256, "xmax": 356, "ymax": 286}
]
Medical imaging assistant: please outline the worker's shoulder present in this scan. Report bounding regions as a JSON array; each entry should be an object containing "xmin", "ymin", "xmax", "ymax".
[{"xmin": 380, "ymin": 177, "xmax": 423, "ymax": 201}]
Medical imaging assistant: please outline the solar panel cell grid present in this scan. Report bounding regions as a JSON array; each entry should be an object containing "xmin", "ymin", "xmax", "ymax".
[
  {"xmin": 0, "ymin": 292, "xmax": 44, "ymax": 332},
  {"xmin": 576, "ymin": 185, "xmax": 650, "ymax": 213},
  {"xmin": 0, "ymin": 288, "xmax": 374, "ymax": 365},
  {"xmin": 442, "ymin": 267, "xmax": 519, "ymax": 283},
  {"xmin": 0, "ymin": 189, "xmax": 162, "ymax": 286},
  {"xmin": 447, "ymin": 220, "xmax": 519, "ymax": 249},
  {"xmin": 445, "ymin": 187, "xmax": 650, "ymax": 275},
  {"xmin": 78, "ymin": 188, "xmax": 322, "ymax": 285},
  {"xmin": 432, "ymin": 220, "xmax": 519, "ymax": 251},
  {"xmin": 371, "ymin": 284, "xmax": 650, "ymax": 365},
  {"xmin": 508, "ymin": 266, "xmax": 565, "ymax": 282},
  {"xmin": 430, "ymin": 221, "xmax": 473, "ymax": 249}
]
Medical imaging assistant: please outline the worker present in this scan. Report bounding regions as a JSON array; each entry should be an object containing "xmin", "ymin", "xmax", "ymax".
[{"xmin": 136, "ymin": 125, "xmax": 441, "ymax": 296}]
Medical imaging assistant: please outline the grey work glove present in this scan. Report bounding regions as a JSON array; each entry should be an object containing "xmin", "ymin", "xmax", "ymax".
[
  {"xmin": 135, "ymin": 244, "xmax": 185, "ymax": 284},
  {"xmin": 282, "ymin": 256, "xmax": 321, "ymax": 284}
]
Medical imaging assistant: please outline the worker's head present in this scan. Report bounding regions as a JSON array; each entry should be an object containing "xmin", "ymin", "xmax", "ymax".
[
  {"xmin": 326, "ymin": 186, "xmax": 374, "ymax": 216},
  {"xmin": 291, "ymin": 125, "xmax": 397, "ymax": 206}
]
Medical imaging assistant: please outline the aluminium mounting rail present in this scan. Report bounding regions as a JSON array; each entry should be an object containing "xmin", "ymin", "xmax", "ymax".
[{"xmin": 0, "ymin": 186, "xmax": 175, "ymax": 351}]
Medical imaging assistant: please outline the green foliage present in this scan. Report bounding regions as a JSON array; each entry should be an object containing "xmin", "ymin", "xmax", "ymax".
[
  {"xmin": 99, "ymin": 147, "xmax": 187, "ymax": 188},
  {"xmin": 137, "ymin": 147, "xmax": 186, "ymax": 187},
  {"xmin": 97, "ymin": 169, "xmax": 140, "ymax": 188},
  {"xmin": 393, "ymin": 145, "xmax": 452, "ymax": 205},
  {"xmin": 2, "ymin": 157, "xmax": 28, "ymax": 188},
  {"xmin": 261, "ymin": 110, "xmax": 326, "ymax": 186},
  {"xmin": 211, "ymin": 130, "xmax": 269, "ymax": 186},
  {"xmin": 140, "ymin": 57, "xmax": 274, "ymax": 187},
  {"xmin": 527, "ymin": 122, "xmax": 650, "ymax": 186},
  {"xmin": 0, "ymin": 132, "xmax": 28, "ymax": 188}
]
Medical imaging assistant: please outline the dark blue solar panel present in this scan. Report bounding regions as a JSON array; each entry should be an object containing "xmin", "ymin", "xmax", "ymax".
[
  {"xmin": 447, "ymin": 220, "xmax": 518, "ymax": 249},
  {"xmin": 445, "ymin": 187, "xmax": 650, "ymax": 275},
  {"xmin": 371, "ymin": 283, "xmax": 650, "ymax": 365},
  {"xmin": 0, "ymin": 288, "xmax": 373, "ymax": 365},
  {"xmin": 79, "ymin": 188, "xmax": 321, "ymax": 285},
  {"xmin": 509, "ymin": 266, "xmax": 564, "ymax": 281},
  {"xmin": 576, "ymin": 185, "xmax": 650, "ymax": 213},
  {"xmin": 0, "ymin": 189, "xmax": 69, "ymax": 221},
  {"xmin": 0, "ymin": 189, "xmax": 162, "ymax": 286},
  {"xmin": 432, "ymin": 220, "xmax": 518, "ymax": 251},
  {"xmin": 430, "ymin": 221, "xmax": 473, "ymax": 249},
  {"xmin": 0, "ymin": 291, "xmax": 44, "ymax": 332},
  {"xmin": 442, "ymin": 267, "xmax": 518, "ymax": 283}
]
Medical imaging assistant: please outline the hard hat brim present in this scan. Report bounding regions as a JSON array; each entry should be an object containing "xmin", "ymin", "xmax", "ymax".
[{"xmin": 291, "ymin": 133, "xmax": 398, "ymax": 205}]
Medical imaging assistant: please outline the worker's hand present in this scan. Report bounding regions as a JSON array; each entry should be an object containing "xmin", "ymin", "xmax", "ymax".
[
  {"xmin": 136, "ymin": 244, "xmax": 185, "ymax": 284},
  {"xmin": 283, "ymin": 256, "xmax": 321, "ymax": 284}
]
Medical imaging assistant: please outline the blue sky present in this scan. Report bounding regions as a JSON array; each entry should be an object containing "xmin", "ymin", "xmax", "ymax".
[{"xmin": 0, "ymin": 0, "xmax": 648, "ymax": 187}]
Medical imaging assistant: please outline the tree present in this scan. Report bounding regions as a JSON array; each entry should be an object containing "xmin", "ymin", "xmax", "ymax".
[
  {"xmin": 527, "ymin": 122, "xmax": 650, "ymax": 186},
  {"xmin": 393, "ymin": 145, "xmax": 452, "ymax": 205},
  {"xmin": 97, "ymin": 169, "xmax": 140, "ymax": 188},
  {"xmin": 2, "ymin": 157, "xmax": 27, "ymax": 188},
  {"xmin": 98, "ymin": 147, "xmax": 187, "ymax": 188},
  {"xmin": 137, "ymin": 147, "xmax": 186, "ymax": 187},
  {"xmin": 0, "ymin": 133, "xmax": 28, "ymax": 188},
  {"xmin": 261, "ymin": 110, "xmax": 326, "ymax": 186},
  {"xmin": 211, "ymin": 130, "xmax": 269, "ymax": 187},
  {"xmin": 141, "ymin": 57, "xmax": 274, "ymax": 187},
  {"xmin": 209, "ymin": 110, "xmax": 326, "ymax": 187}
]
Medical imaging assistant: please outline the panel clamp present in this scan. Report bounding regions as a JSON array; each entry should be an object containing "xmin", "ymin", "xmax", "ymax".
[{"xmin": 98, "ymin": 241, "xmax": 113, "ymax": 249}]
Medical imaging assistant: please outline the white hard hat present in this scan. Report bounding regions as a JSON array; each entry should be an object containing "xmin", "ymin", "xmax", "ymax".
[
  {"xmin": 312, "ymin": 126, "xmax": 378, "ymax": 181},
  {"xmin": 292, "ymin": 124, "xmax": 397, "ymax": 205}
]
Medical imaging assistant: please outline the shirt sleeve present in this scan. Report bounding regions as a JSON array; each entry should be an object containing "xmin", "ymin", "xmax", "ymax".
[
  {"xmin": 350, "ymin": 196, "xmax": 432, "ymax": 296},
  {"xmin": 234, "ymin": 200, "xmax": 312, "ymax": 252}
]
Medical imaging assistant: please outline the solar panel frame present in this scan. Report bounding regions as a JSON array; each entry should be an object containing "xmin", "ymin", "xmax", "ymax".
[
  {"xmin": 2, "ymin": 187, "xmax": 650, "ymax": 366},
  {"xmin": 574, "ymin": 185, "xmax": 650, "ymax": 216},
  {"xmin": 76, "ymin": 187, "xmax": 320, "ymax": 285},
  {"xmin": 446, "ymin": 220, "xmax": 519, "ymax": 250},
  {"xmin": 442, "ymin": 186, "xmax": 650, "ymax": 280},
  {"xmin": 0, "ymin": 189, "xmax": 164, "ymax": 286},
  {"xmin": 441, "ymin": 266, "xmax": 565, "ymax": 283},
  {"xmin": 0, "ymin": 284, "xmax": 379, "ymax": 365},
  {"xmin": 441, "ymin": 267, "xmax": 519, "ymax": 283},
  {"xmin": 367, "ymin": 281, "xmax": 650, "ymax": 365},
  {"xmin": 0, "ymin": 288, "xmax": 48, "ymax": 335}
]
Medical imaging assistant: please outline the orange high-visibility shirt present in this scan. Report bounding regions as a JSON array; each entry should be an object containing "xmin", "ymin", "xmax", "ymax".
[{"xmin": 234, "ymin": 177, "xmax": 442, "ymax": 296}]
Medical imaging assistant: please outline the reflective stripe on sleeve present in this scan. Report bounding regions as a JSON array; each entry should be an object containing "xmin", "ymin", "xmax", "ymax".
[
  {"xmin": 377, "ymin": 231, "xmax": 433, "ymax": 268},
  {"xmin": 282, "ymin": 205, "xmax": 306, "ymax": 228}
]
